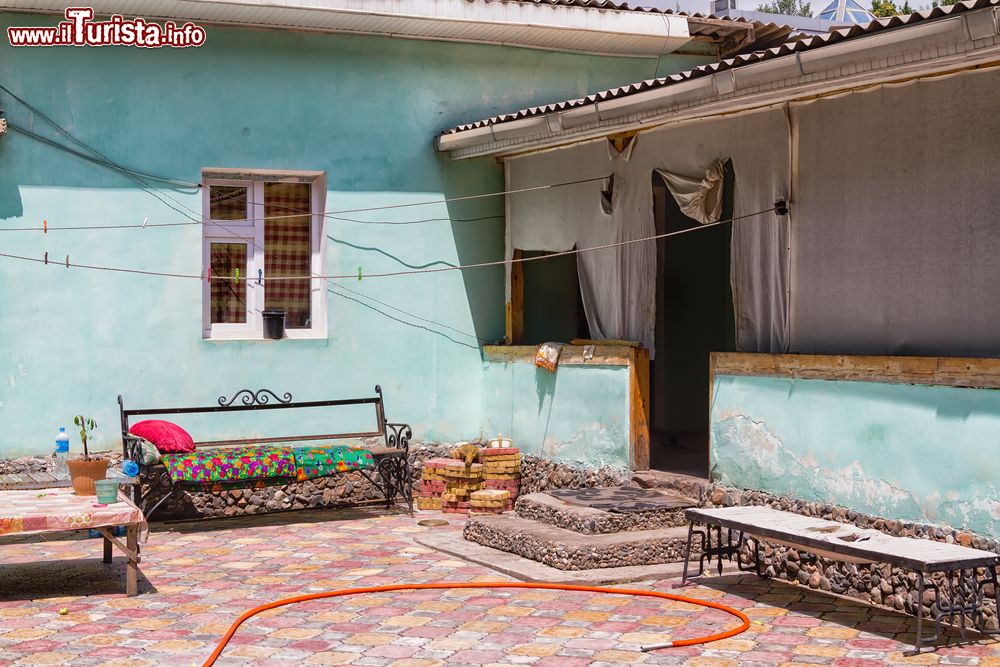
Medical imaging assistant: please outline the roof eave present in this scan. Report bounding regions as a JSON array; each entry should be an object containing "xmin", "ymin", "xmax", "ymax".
[
  {"xmin": 437, "ymin": 5, "xmax": 1000, "ymax": 158},
  {"xmin": 1, "ymin": 0, "xmax": 696, "ymax": 57}
]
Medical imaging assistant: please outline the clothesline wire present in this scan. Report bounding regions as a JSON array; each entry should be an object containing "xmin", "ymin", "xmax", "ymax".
[{"xmin": 0, "ymin": 205, "xmax": 780, "ymax": 282}]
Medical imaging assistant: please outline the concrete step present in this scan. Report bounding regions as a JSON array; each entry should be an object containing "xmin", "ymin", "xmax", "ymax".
[
  {"xmin": 463, "ymin": 514, "xmax": 694, "ymax": 571},
  {"xmin": 514, "ymin": 490, "xmax": 697, "ymax": 534}
]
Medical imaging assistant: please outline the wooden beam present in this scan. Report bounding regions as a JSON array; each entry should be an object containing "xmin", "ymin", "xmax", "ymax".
[
  {"xmin": 506, "ymin": 249, "xmax": 524, "ymax": 345},
  {"xmin": 629, "ymin": 347, "xmax": 651, "ymax": 471},
  {"xmin": 483, "ymin": 344, "xmax": 632, "ymax": 366},
  {"xmin": 712, "ymin": 352, "xmax": 1000, "ymax": 389}
]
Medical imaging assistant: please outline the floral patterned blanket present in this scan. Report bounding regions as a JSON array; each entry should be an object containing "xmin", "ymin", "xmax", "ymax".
[{"xmin": 161, "ymin": 445, "xmax": 373, "ymax": 484}]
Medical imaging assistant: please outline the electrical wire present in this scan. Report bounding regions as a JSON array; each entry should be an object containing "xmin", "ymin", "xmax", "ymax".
[{"xmin": 0, "ymin": 213, "xmax": 505, "ymax": 232}]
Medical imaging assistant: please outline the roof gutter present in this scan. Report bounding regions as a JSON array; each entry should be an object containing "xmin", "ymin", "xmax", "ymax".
[
  {"xmin": 2, "ymin": 0, "xmax": 694, "ymax": 57},
  {"xmin": 437, "ymin": 7, "xmax": 1000, "ymax": 157}
]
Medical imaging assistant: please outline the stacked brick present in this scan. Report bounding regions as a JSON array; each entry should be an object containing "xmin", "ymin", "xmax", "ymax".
[
  {"xmin": 469, "ymin": 489, "xmax": 511, "ymax": 515},
  {"xmin": 415, "ymin": 458, "xmax": 452, "ymax": 510},
  {"xmin": 441, "ymin": 461, "xmax": 484, "ymax": 514},
  {"xmin": 481, "ymin": 447, "xmax": 521, "ymax": 510},
  {"xmin": 416, "ymin": 446, "xmax": 522, "ymax": 515}
]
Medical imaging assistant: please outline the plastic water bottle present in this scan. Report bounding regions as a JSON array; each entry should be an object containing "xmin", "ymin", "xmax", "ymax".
[{"xmin": 53, "ymin": 427, "xmax": 70, "ymax": 478}]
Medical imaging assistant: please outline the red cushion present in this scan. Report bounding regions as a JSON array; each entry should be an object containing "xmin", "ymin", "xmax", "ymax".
[{"xmin": 129, "ymin": 420, "xmax": 196, "ymax": 454}]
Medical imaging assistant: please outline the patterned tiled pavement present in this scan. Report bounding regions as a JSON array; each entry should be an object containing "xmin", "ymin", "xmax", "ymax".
[{"xmin": 1, "ymin": 508, "xmax": 997, "ymax": 666}]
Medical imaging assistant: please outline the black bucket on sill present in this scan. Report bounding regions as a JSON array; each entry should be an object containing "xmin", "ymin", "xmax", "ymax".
[{"xmin": 262, "ymin": 309, "xmax": 286, "ymax": 340}]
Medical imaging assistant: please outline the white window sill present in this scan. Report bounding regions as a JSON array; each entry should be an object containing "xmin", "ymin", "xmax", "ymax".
[{"xmin": 203, "ymin": 331, "xmax": 328, "ymax": 342}]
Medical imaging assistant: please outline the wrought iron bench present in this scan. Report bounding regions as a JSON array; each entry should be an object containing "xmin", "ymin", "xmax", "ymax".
[
  {"xmin": 117, "ymin": 386, "xmax": 413, "ymax": 520},
  {"xmin": 682, "ymin": 505, "xmax": 1000, "ymax": 653}
]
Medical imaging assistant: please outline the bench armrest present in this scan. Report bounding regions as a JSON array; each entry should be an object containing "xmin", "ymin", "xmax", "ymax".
[{"xmin": 385, "ymin": 422, "xmax": 412, "ymax": 456}]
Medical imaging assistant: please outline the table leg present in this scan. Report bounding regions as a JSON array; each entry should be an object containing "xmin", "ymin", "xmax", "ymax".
[
  {"xmin": 126, "ymin": 524, "xmax": 138, "ymax": 597},
  {"xmin": 681, "ymin": 522, "xmax": 694, "ymax": 586},
  {"xmin": 103, "ymin": 535, "xmax": 112, "ymax": 564}
]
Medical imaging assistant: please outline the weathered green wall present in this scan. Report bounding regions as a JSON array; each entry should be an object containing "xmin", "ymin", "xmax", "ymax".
[
  {"xmin": 481, "ymin": 360, "xmax": 630, "ymax": 467},
  {"xmin": 0, "ymin": 13, "xmax": 707, "ymax": 457},
  {"xmin": 711, "ymin": 374, "xmax": 1000, "ymax": 538}
]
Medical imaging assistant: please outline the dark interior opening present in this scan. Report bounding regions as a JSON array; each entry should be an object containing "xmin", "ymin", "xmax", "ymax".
[
  {"xmin": 521, "ymin": 249, "xmax": 591, "ymax": 345},
  {"xmin": 650, "ymin": 161, "xmax": 737, "ymax": 477}
]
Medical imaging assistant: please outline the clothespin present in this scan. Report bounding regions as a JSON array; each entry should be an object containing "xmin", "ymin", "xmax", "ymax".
[
  {"xmin": 234, "ymin": 268, "xmax": 240, "ymax": 284},
  {"xmin": 257, "ymin": 268, "xmax": 262, "ymax": 284},
  {"xmin": 142, "ymin": 217, "xmax": 148, "ymax": 229},
  {"xmin": 357, "ymin": 266, "xmax": 363, "ymax": 282},
  {"xmin": 206, "ymin": 266, "xmax": 212, "ymax": 283},
  {"xmin": 65, "ymin": 255, "xmax": 69, "ymax": 268},
  {"xmin": 44, "ymin": 251, "xmax": 48, "ymax": 265},
  {"xmin": 43, "ymin": 219, "xmax": 47, "ymax": 234}
]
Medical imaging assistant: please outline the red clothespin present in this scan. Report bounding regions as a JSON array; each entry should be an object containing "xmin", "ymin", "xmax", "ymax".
[
  {"xmin": 206, "ymin": 266, "xmax": 212, "ymax": 283},
  {"xmin": 43, "ymin": 219, "xmax": 47, "ymax": 234}
]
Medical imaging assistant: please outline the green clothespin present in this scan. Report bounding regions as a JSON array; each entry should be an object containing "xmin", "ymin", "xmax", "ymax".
[
  {"xmin": 358, "ymin": 266, "xmax": 363, "ymax": 282},
  {"xmin": 234, "ymin": 268, "xmax": 240, "ymax": 284}
]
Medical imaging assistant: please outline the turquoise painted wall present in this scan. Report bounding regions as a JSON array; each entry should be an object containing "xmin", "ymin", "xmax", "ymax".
[
  {"xmin": 711, "ymin": 374, "xmax": 1000, "ymax": 538},
  {"xmin": 0, "ymin": 13, "xmax": 708, "ymax": 457},
  {"xmin": 481, "ymin": 359, "xmax": 630, "ymax": 467}
]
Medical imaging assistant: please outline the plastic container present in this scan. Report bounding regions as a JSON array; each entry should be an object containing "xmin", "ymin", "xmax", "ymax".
[
  {"xmin": 53, "ymin": 427, "xmax": 70, "ymax": 478},
  {"xmin": 486, "ymin": 434, "xmax": 513, "ymax": 449},
  {"xmin": 95, "ymin": 479, "xmax": 120, "ymax": 504},
  {"xmin": 262, "ymin": 309, "xmax": 286, "ymax": 339}
]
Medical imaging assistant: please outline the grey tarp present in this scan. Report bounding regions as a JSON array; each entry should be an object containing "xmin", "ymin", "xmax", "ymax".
[{"xmin": 506, "ymin": 107, "xmax": 792, "ymax": 354}]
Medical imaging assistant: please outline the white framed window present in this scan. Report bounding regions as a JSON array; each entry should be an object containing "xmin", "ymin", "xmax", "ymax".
[{"xmin": 201, "ymin": 170, "xmax": 328, "ymax": 340}]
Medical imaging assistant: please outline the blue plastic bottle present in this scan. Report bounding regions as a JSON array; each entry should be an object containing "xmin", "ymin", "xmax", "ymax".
[{"xmin": 53, "ymin": 427, "xmax": 70, "ymax": 478}]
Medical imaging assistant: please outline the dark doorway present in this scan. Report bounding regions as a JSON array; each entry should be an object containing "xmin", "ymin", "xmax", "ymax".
[
  {"xmin": 650, "ymin": 162, "xmax": 736, "ymax": 476},
  {"xmin": 520, "ymin": 249, "xmax": 590, "ymax": 345}
]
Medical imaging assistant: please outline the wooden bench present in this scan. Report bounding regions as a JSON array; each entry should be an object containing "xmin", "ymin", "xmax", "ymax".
[
  {"xmin": 683, "ymin": 506, "xmax": 1000, "ymax": 653},
  {"xmin": 117, "ymin": 386, "xmax": 412, "ymax": 520}
]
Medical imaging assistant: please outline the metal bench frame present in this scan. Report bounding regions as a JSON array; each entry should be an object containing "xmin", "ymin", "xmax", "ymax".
[
  {"xmin": 681, "ymin": 508, "xmax": 1000, "ymax": 654},
  {"xmin": 118, "ymin": 386, "xmax": 413, "ymax": 520}
]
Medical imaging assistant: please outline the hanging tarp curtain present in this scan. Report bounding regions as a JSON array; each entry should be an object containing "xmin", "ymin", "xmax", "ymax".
[
  {"xmin": 656, "ymin": 160, "xmax": 726, "ymax": 226},
  {"xmin": 506, "ymin": 107, "xmax": 791, "ymax": 355}
]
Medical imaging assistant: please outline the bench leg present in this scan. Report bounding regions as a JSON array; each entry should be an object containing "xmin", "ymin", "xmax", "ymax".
[
  {"xmin": 103, "ymin": 536, "xmax": 112, "ymax": 564},
  {"xmin": 126, "ymin": 524, "xmax": 139, "ymax": 597}
]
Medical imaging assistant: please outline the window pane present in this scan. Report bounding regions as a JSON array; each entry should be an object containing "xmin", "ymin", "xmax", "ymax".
[
  {"xmin": 209, "ymin": 185, "xmax": 248, "ymax": 220},
  {"xmin": 264, "ymin": 182, "xmax": 312, "ymax": 329},
  {"xmin": 210, "ymin": 243, "xmax": 248, "ymax": 324}
]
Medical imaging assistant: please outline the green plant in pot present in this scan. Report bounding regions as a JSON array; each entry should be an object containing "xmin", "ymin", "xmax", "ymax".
[{"xmin": 66, "ymin": 414, "xmax": 107, "ymax": 495}]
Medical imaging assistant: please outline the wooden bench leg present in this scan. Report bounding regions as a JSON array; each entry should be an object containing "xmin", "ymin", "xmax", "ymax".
[
  {"xmin": 126, "ymin": 525, "xmax": 139, "ymax": 597},
  {"xmin": 103, "ymin": 535, "xmax": 113, "ymax": 564}
]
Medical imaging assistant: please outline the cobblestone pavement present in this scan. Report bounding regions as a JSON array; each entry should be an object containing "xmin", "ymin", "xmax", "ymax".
[{"xmin": 1, "ymin": 508, "xmax": 997, "ymax": 666}]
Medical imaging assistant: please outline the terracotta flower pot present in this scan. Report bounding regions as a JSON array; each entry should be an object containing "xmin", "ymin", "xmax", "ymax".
[{"xmin": 67, "ymin": 457, "xmax": 108, "ymax": 496}]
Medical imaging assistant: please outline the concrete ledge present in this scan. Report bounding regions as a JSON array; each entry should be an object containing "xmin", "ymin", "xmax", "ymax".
[
  {"xmin": 463, "ymin": 514, "xmax": 692, "ymax": 570},
  {"xmin": 415, "ymin": 530, "xmax": 697, "ymax": 585},
  {"xmin": 515, "ymin": 492, "xmax": 691, "ymax": 534}
]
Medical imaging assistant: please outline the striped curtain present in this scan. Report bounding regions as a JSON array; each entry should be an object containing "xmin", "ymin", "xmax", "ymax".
[{"xmin": 264, "ymin": 183, "xmax": 312, "ymax": 328}]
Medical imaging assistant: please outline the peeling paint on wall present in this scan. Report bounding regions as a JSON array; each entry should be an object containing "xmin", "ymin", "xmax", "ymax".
[
  {"xmin": 481, "ymin": 360, "xmax": 630, "ymax": 468},
  {"xmin": 711, "ymin": 375, "xmax": 1000, "ymax": 538}
]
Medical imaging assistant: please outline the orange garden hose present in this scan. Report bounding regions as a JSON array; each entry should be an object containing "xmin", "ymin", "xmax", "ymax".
[{"xmin": 201, "ymin": 581, "xmax": 750, "ymax": 666}]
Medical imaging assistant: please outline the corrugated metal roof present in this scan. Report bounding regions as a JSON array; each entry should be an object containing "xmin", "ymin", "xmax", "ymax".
[
  {"xmin": 441, "ymin": 0, "xmax": 1000, "ymax": 135},
  {"xmin": 2, "ymin": 0, "xmax": 784, "ymax": 57}
]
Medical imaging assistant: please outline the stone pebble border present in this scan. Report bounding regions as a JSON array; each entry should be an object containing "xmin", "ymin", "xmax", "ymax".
[
  {"xmin": 514, "ymin": 493, "xmax": 688, "ymax": 535},
  {"xmin": 462, "ymin": 518, "xmax": 691, "ymax": 571}
]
